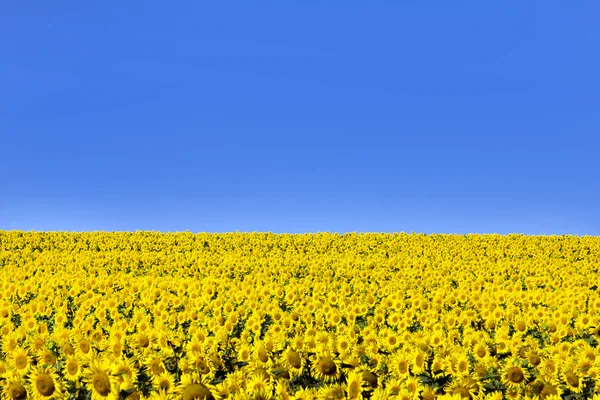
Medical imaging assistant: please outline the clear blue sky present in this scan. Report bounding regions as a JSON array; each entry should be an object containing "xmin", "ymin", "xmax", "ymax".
[{"xmin": 1, "ymin": 2, "xmax": 599, "ymax": 234}]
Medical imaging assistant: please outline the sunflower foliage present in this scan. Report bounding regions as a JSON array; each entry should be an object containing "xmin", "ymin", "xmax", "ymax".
[{"xmin": 1, "ymin": 231, "xmax": 600, "ymax": 399}]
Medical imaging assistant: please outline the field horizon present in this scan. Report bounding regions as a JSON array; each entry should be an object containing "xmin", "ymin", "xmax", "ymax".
[{"xmin": 1, "ymin": 231, "xmax": 599, "ymax": 398}]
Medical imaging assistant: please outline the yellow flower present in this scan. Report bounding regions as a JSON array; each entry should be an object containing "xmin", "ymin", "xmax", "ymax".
[
  {"xmin": 11, "ymin": 347, "xmax": 31, "ymax": 376},
  {"xmin": 84, "ymin": 355, "xmax": 120, "ymax": 400},
  {"xmin": 176, "ymin": 373, "xmax": 217, "ymax": 400},
  {"xmin": 245, "ymin": 373, "xmax": 272, "ymax": 399},
  {"xmin": 28, "ymin": 365, "xmax": 62, "ymax": 400},
  {"xmin": 3, "ymin": 373, "xmax": 28, "ymax": 400},
  {"xmin": 112, "ymin": 356, "xmax": 138, "ymax": 390},
  {"xmin": 346, "ymin": 369, "xmax": 365, "ymax": 399},
  {"xmin": 453, "ymin": 353, "xmax": 471, "ymax": 377},
  {"xmin": 144, "ymin": 355, "xmax": 166, "ymax": 377},
  {"xmin": 501, "ymin": 360, "xmax": 530, "ymax": 391},
  {"xmin": 445, "ymin": 375, "xmax": 482, "ymax": 400},
  {"xmin": 411, "ymin": 349, "xmax": 427, "ymax": 375},
  {"xmin": 561, "ymin": 365, "xmax": 584, "ymax": 394},
  {"xmin": 153, "ymin": 371, "xmax": 176, "ymax": 394},
  {"xmin": 390, "ymin": 352, "xmax": 411, "ymax": 378},
  {"xmin": 280, "ymin": 347, "xmax": 304, "ymax": 378},
  {"xmin": 310, "ymin": 351, "xmax": 341, "ymax": 383}
]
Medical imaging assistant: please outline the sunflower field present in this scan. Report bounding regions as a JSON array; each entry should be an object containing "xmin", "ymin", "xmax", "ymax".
[{"xmin": 1, "ymin": 231, "xmax": 599, "ymax": 400}]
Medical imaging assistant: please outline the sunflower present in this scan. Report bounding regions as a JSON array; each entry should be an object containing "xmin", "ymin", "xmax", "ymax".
[
  {"xmin": 310, "ymin": 351, "xmax": 342, "ymax": 383},
  {"xmin": 335, "ymin": 334, "xmax": 353, "ymax": 358},
  {"xmin": 149, "ymin": 389, "xmax": 169, "ymax": 400},
  {"xmin": 112, "ymin": 357, "xmax": 138, "ymax": 390},
  {"xmin": 29, "ymin": 335, "xmax": 48, "ymax": 355},
  {"xmin": 578, "ymin": 345, "xmax": 597, "ymax": 364},
  {"xmin": 501, "ymin": 360, "xmax": 530, "ymax": 391},
  {"xmin": 155, "ymin": 331, "xmax": 175, "ymax": 359},
  {"xmin": 587, "ymin": 367, "xmax": 599, "ymax": 382},
  {"xmin": 538, "ymin": 380, "xmax": 563, "ymax": 398},
  {"xmin": 212, "ymin": 382, "xmax": 232, "ymax": 400},
  {"xmin": 473, "ymin": 342, "xmax": 488, "ymax": 361},
  {"xmin": 561, "ymin": 365, "xmax": 584, "ymax": 394},
  {"xmin": 3, "ymin": 373, "xmax": 28, "ymax": 400},
  {"xmin": 453, "ymin": 353, "xmax": 471, "ymax": 377},
  {"xmin": 404, "ymin": 376, "xmax": 423, "ymax": 397},
  {"xmin": 144, "ymin": 355, "xmax": 166, "ymax": 378},
  {"xmin": 271, "ymin": 363, "xmax": 290, "ymax": 382},
  {"xmin": 411, "ymin": 349, "xmax": 427, "ymax": 375},
  {"xmin": 525, "ymin": 379, "xmax": 544, "ymax": 398},
  {"xmin": 445, "ymin": 375, "xmax": 481, "ymax": 400},
  {"xmin": 294, "ymin": 387, "xmax": 318, "ymax": 400},
  {"xmin": 245, "ymin": 374, "xmax": 272, "ymax": 400},
  {"xmin": 390, "ymin": 352, "xmax": 411, "ymax": 378},
  {"xmin": 484, "ymin": 391, "xmax": 503, "ymax": 400},
  {"xmin": 178, "ymin": 358, "xmax": 193, "ymax": 375},
  {"xmin": 0, "ymin": 305, "xmax": 10, "ymax": 321},
  {"xmin": 274, "ymin": 380, "xmax": 293, "ymax": 400},
  {"xmin": 135, "ymin": 332, "xmax": 152, "ymax": 351},
  {"xmin": 75, "ymin": 337, "xmax": 92, "ymax": 360},
  {"xmin": 379, "ymin": 329, "xmax": 400, "ymax": 353},
  {"xmin": 391, "ymin": 387, "xmax": 415, "ymax": 400},
  {"xmin": 28, "ymin": 365, "xmax": 62, "ymax": 400},
  {"xmin": 513, "ymin": 318, "xmax": 528, "ymax": 335},
  {"xmin": 429, "ymin": 330, "xmax": 444, "ymax": 348},
  {"xmin": 190, "ymin": 354, "xmax": 216, "ymax": 381},
  {"xmin": 237, "ymin": 343, "xmax": 252, "ymax": 363},
  {"xmin": 346, "ymin": 369, "xmax": 365, "ymax": 400},
  {"xmin": 290, "ymin": 335, "xmax": 304, "ymax": 352},
  {"xmin": 1, "ymin": 333, "xmax": 20, "ymax": 355},
  {"xmin": 176, "ymin": 373, "xmax": 216, "ymax": 400},
  {"xmin": 430, "ymin": 356, "xmax": 447, "ymax": 379},
  {"xmin": 63, "ymin": 356, "xmax": 81, "ymax": 382},
  {"xmin": 538, "ymin": 358, "xmax": 559, "ymax": 384},
  {"xmin": 38, "ymin": 350, "xmax": 56, "ymax": 368},
  {"xmin": 11, "ymin": 347, "xmax": 31, "ymax": 376},
  {"xmin": 317, "ymin": 383, "xmax": 346, "ymax": 400},
  {"xmin": 421, "ymin": 385, "xmax": 439, "ymax": 400},
  {"xmin": 224, "ymin": 370, "xmax": 246, "ymax": 397},
  {"xmin": 84, "ymin": 355, "xmax": 120, "ymax": 400},
  {"xmin": 280, "ymin": 347, "xmax": 304, "ymax": 378},
  {"xmin": 106, "ymin": 338, "xmax": 124, "ymax": 361},
  {"xmin": 253, "ymin": 341, "xmax": 271, "ymax": 366},
  {"xmin": 576, "ymin": 356, "xmax": 594, "ymax": 377},
  {"xmin": 383, "ymin": 377, "xmax": 403, "ymax": 396},
  {"xmin": 152, "ymin": 371, "xmax": 176, "ymax": 395},
  {"xmin": 526, "ymin": 350, "xmax": 541, "ymax": 367},
  {"xmin": 360, "ymin": 367, "xmax": 379, "ymax": 391}
]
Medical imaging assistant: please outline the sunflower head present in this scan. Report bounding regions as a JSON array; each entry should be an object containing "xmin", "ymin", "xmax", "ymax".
[
  {"xmin": 85, "ymin": 356, "xmax": 119, "ymax": 400},
  {"xmin": 178, "ymin": 373, "xmax": 216, "ymax": 400},
  {"xmin": 346, "ymin": 369, "xmax": 364, "ymax": 400},
  {"xmin": 12, "ymin": 347, "xmax": 30, "ymax": 375},
  {"xmin": 502, "ymin": 361, "xmax": 530, "ymax": 391},
  {"xmin": 454, "ymin": 354, "xmax": 470, "ymax": 376},
  {"xmin": 64, "ymin": 357, "xmax": 81, "ymax": 381},
  {"xmin": 182, "ymin": 384, "xmax": 214, "ymax": 400},
  {"xmin": 30, "ymin": 366, "xmax": 61, "ymax": 399},
  {"xmin": 7, "ymin": 379, "xmax": 27, "ymax": 400},
  {"xmin": 362, "ymin": 369, "xmax": 378, "ymax": 389},
  {"xmin": 245, "ymin": 373, "xmax": 272, "ymax": 400},
  {"xmin": 539, "ymin": 381, "xmax": 562, "ymax": 398},
  {"xmin": 153, "ymin": 372, "xmax": 176, "ymax": 394},
  {"xmin": 40, "ymin": 350, "xmax": 56, "ymax": 367},
  {"xmin": 91, "ymin": 371, "xmax": 111, "ymax": 396},
  {"xmin": 563, "ymin": 369, "xmax": 583, "ymax": 393},
  {"xmin": 311, "ymin": 353, "xmax": 340, "ymax": 382}
]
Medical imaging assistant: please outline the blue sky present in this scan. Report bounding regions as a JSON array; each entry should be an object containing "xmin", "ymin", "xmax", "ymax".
[{"xmin": 1, "ymin": 1, "xmax": 598, "ymax": 234}]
